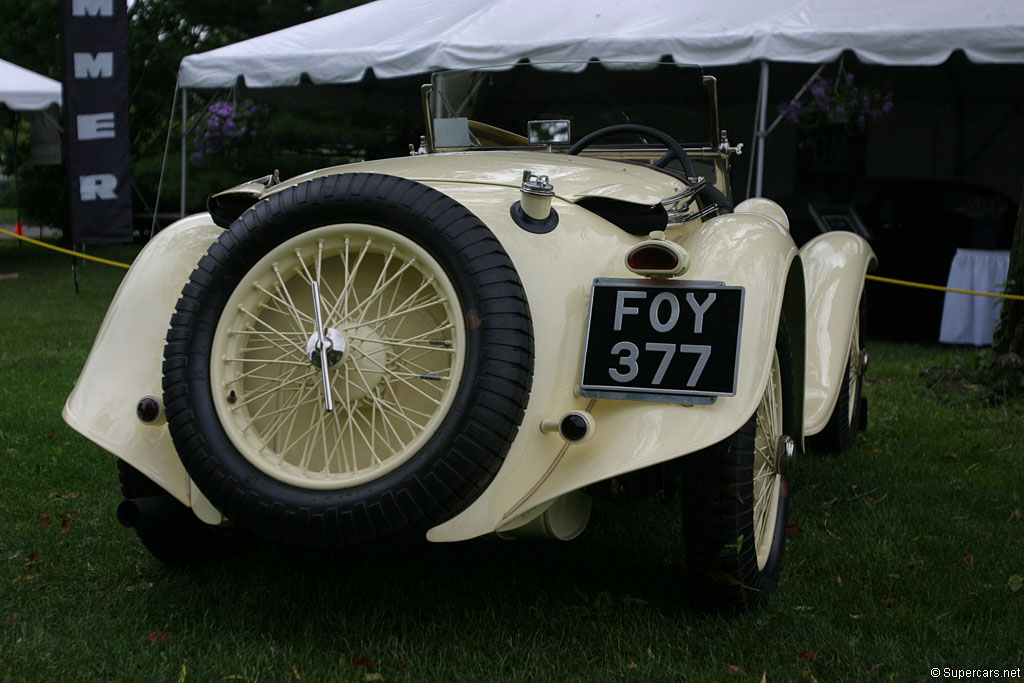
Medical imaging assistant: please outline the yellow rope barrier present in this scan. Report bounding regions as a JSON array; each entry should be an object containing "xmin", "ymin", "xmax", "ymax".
[
  {"xmin": 0, "ymin": 228, "xmax": 131, "ymax": 269},
  {"xmin": 3, "ymin": 226, "xmax": 1022, "ymax": 301},
  {"xmin": 866, "ymin": 274, "xmax": 1024, "ymax": 302}
]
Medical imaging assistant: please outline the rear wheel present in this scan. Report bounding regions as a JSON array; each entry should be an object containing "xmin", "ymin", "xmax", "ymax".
[
  {"xmin": 163, "ymin": 173, "xmax": 533, "ymax": 548},
  {"xmin": 679, "ymin": 316, "xmax": 794, "ymax": 611}
]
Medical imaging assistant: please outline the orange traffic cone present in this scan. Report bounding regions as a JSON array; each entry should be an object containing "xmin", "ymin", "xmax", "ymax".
[{"xmin": 14, "ymin": 221, "xmax": 23, "ymax": 237}]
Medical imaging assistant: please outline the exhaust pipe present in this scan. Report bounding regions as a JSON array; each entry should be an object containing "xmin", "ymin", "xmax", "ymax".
[{"xmin": 117, "ymin": 495, "xmax": 193, "ymax": 530}]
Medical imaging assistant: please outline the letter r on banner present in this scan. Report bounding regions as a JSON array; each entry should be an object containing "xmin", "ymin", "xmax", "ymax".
[{"xmin": 80, "ymin": 174, "xmax": 118, "ymax": 200}]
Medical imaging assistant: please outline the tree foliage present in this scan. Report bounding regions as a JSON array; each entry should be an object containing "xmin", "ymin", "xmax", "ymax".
[
  {"xmin": 128, "ymin": 1, "xmax": 372, "ymax": 159},
  {"xmin": 0, "ymin": 0, "xmax": 377, "ymax": 228},
  {"xmin": 0, "ymin": 0, "xmax": 61, "ymax": 79}
]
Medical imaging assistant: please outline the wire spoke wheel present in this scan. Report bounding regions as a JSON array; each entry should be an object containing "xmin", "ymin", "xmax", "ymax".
[
  {"xmin": 163, "ymin": 173, "xmax": 533, "ymax": 547},
  {"xmin": 846, "ymin": 313, "xmax": 862, "ymax": 425},
  {"xmin": 212, "ymin": 224, "xmax": 466, "ymax": 489},
  {"xmin": 680, "ymin": 314, "xmax": 793, "ymax": 611},
  {"xmin": 752, "ymin": 349, "xmax": 783, "ymax": 571}
]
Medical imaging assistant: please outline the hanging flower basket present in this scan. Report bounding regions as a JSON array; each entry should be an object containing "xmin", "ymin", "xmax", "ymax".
[
  {"xmin": 779, "ymin": 72, "xmax": 893, "ymax": 181},
  {"xmin": 191, "ymin": 101, "xmax": 270, "ymax": 168},
  {"xmin": 780, "ymin": 72, "xmax": 894, "ymax": 139}
]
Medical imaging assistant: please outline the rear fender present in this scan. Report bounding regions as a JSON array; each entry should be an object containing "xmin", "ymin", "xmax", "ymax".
[
  {"xmin": 424, "ymin": 188, "xmax": 803, "ymax": 541},
  {"xmin": 62, "ymin": 214, "xmax": 225, "ymax": 524},
  {"xmin": 801, "ymin": 231, "xmax": 877, "ymax": 435}
]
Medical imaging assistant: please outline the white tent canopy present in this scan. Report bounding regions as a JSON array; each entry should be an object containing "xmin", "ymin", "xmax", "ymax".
[
  {"xmin": 0, "ymin": 58, "xmax": 61, "ymax": 111},
  {"xmin": 171, "ymin": 0, "xmax": 1024, "ymax": 205},
  {"xmin": 178, "ymin": 0, "xmax": 1024, "ymax": 89},
  {"xmin": 1, "ymin": 59, "xmax": 61, "ymax": 236}
]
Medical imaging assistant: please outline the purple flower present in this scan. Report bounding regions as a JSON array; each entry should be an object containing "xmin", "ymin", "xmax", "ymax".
[
  {"xmin": 191, "ymin": 99, "xmax": 270, "ymax": 166},
  {"xmin": 782, "ymin": 71, "xmax": 893, "ymax": 135}
]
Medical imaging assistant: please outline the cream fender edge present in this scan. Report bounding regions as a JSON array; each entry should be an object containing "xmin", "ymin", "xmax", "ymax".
[
  {"xmin": 62, "ymin": 214, "xmax": 225, "ymax": 525},
  {"xmin": 426, "ymin": 186, "xmax": 804, "ymax": 541},
  {"xmin": 800, "ymin": 231, "xmax": 877, "ymax": 435}
]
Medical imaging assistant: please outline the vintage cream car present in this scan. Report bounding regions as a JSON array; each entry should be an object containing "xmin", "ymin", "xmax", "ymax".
[{"xmin": 64, "ymin": 62, "xmax": 874, "ymax": 611}]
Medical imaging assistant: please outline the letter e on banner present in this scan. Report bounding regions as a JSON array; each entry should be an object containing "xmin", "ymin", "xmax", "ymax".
[{"xmin": 77, "ymin": 113, "xmax": 116, "ymax": 140}]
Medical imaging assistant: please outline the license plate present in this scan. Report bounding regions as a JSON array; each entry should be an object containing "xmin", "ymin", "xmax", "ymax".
[{"xmin": 579, "ymin": 278, "xmax": 744, "ymax": 403}]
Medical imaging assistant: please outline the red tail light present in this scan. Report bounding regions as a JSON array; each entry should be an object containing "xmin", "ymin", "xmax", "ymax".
[
  {"xmin": 627, "ymin": 244, "xmax": 679, "ymax": 272},
  {"xmin": 625, "ymin": 240, "xmax": 689, "ymax": 277}
]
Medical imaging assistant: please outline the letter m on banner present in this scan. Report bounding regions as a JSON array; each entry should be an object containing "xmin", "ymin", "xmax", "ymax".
[{"xmin": 61, "ymin": 0, "xmax": 133, "ymax": 244}]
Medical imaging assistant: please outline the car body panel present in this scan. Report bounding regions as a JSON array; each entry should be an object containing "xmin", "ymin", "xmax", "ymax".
[
  {"xmin": 424, "ymin": 197, "xmax": 802, "ymax": 541},
  {"xmin": 266, "ymin": 150, "xmax": 689, "ymax": 207},
  {"xmin": 62, "ymin": 62, "xmax": 873, "ymax": 552},
  {"xmin": 63, "ymin": 159, "xmax": 873, "ymax": 539},
  {"xmin": 63, "ymin": 214, "xmax": 224, "ymax": 524},
  {"xmin": 800, "ymin": 231, "xmax": 877, "ymax": 435}
]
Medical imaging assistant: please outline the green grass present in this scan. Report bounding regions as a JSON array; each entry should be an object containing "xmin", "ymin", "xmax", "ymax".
[{"xmin": 2, "ymin": 240, "xmax": 1023, "ymax": 682}]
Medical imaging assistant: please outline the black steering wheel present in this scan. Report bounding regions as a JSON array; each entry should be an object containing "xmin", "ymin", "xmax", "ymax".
[{"xmin": 566, "ymin": 123, "xmax": 697, "ymax": 179}]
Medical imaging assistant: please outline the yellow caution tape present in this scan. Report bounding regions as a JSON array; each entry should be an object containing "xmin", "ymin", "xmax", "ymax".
[
  {"xmin": 0, "ymin": 228, "xmax": 131, "ymax": 269},
  {"xmin": 866, "ymin": 274, "xmax": 1024, "ymax": 302}
]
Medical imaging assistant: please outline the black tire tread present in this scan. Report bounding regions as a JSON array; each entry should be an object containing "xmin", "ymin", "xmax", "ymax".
[
  {"xmin": 678, "ymin": 315, "xmax": 793, "ymax": 611},
  {"xmin": 162, "ymin": 173, "xmax": 533, "ymax": 549}
]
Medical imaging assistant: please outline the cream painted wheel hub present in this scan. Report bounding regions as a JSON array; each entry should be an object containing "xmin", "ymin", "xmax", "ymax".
[{"xmin": 335, "ymin": 324, "xmax": 391, "ymax": 402}]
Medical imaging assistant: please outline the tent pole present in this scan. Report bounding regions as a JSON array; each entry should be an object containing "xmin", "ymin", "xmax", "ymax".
[
  {"xmin": 149, "ymin": 85, "xmax": 180, "ymax": 239},
  {"xmin": 750, "ymin": 63, "xmax": 827, "ymax": 200},
  {"xmin": 754, "ymin": 61, "xmax": 770, "ymax": 198},
  {"xmin": 745, "ymin": 69, "xmax": 764, "ymax": 200},
  {"xmin": 180, "ymin": 86, "xmax": 187, "ymax": 217}
]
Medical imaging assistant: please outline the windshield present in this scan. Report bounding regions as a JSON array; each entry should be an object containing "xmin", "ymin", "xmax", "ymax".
[{"xmin": 428, "ymin": 61, "xmax": 713, "ymax": 151}]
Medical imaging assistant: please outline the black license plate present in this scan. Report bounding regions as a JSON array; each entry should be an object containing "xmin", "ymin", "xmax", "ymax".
[{"xmin": 579, "ymin": 278, "xmax": 744, "ymax": 403}]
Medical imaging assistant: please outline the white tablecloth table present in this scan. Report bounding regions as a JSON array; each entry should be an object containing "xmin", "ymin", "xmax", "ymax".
[{"xmin": 939, "ymin": 249, "xmax": 1011, "ymax": 346}]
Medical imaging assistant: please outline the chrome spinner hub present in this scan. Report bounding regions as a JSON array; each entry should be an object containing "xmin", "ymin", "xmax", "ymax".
[{"xmin": 306, "ymin": 327, "xmax": 346, "ymax": 368}]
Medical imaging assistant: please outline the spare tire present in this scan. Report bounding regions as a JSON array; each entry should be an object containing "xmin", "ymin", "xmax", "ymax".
[{"xmin": 162, "ymin": 173, "xmax": 533, "ymax": 547}]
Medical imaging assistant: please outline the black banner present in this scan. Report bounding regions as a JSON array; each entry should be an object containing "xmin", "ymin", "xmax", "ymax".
[{"xmin": 61, "ymin": 0, "xmax": 133, "ymax": 244}]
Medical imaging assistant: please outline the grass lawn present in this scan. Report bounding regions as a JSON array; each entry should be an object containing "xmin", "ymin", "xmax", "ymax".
[{"xmin": 1, "ymin": 239, "xmax": 1022, "ymax": 682}]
